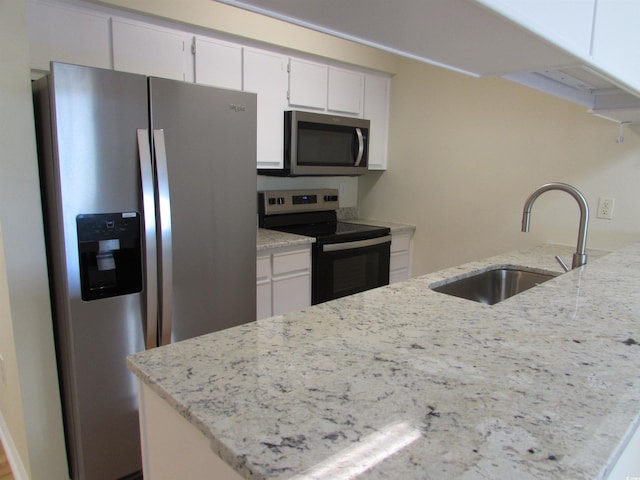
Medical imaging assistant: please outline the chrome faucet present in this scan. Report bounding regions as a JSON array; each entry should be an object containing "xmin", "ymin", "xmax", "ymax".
[{"xmin": 521, "ymin": 182, "xmax": 590, "ymax": 270}]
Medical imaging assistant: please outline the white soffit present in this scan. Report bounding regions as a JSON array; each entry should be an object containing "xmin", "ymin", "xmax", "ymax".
[{"xmin": 215, "ymin": 0, "xmax": 577, "ymax": 77}]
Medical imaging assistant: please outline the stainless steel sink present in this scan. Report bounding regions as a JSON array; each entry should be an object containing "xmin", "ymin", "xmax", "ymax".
[{"xmin": 430, "ymin": 267, "xmax": 559, "ymax": 305}]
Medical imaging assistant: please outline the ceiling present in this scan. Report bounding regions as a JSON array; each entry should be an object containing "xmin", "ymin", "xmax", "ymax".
[{"xmin": 215, "ymin": 0, "xmax": 577, "ymax": 77}]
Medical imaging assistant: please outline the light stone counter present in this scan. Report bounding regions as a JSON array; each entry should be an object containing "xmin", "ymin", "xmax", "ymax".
[
  {"xmin": 257, "ymin": 228, "xmax": 315, "ymax": 251},
  {"xmin": 128, "ymin": 243, "xmax": 640, "ymax": 479}
]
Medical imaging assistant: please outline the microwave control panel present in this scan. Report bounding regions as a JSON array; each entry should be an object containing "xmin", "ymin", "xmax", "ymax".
[{"xmin": 258, "ymin": 189, "xmax": 339, "ymax": 216}]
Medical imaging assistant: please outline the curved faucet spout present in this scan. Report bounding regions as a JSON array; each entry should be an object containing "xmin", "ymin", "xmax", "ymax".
[{"xmin": 521, "ymin": 182, "xmax": 590, "ymax": 269}]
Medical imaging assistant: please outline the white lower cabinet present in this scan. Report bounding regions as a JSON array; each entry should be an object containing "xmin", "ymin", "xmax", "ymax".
[
  {"xmin": 256, "ymin": 255, "xmax": 273, "ymax": 321},
  {"xmin": 389, "ymin": 231, "xmax": 413, "ymax": 284},
  {"xmin": 137, "ymin": 380, "xmax": 243, "ymax": 480},
  {"xmin": 256, "ymin": 245, "xmax": 312, "ymax": 320}
]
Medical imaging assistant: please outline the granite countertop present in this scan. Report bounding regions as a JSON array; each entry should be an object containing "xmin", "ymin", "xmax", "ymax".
[
  {"xmin": 257, "ymin": 228, "xmax": 315, "ymax": 251},
  {"xmin": 128, "ymin": 243, "xmax": 640, "ymax": 480}
]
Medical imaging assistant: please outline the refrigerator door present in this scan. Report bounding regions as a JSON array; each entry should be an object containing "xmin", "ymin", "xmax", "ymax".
[
  {"xmin": 35, "ymin": 63, "xmax": 148, "ymax": 479},
  {"xmin": 148, "ymin": 78, "xmax": 257, "ymax": 344}
]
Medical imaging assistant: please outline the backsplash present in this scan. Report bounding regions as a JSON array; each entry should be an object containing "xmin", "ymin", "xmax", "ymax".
[{"xmin": 337, "ymin": 207, "xmax": 359, "ymax": 220}]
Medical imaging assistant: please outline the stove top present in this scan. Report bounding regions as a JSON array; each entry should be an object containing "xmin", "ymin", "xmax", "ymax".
[
  {"xmin": 271, "ymin": 220, "xmax": 389, "ymax": 243},
  {"xmin": 258, "ymin": 189, "xmax": 390, "ymax": 243}
]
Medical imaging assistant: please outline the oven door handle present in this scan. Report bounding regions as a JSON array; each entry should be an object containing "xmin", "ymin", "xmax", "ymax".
[{"xmin": 322, "ymin": 234, "xmax": 392, "ymax": 252}]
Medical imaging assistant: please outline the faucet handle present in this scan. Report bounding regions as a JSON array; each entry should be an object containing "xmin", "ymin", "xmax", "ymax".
[{"xmin": 555, "ymin": 255, "xmax": 570, "ymax": 273}]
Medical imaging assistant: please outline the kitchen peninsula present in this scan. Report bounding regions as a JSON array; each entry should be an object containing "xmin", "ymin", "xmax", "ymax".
[{"xmin": 128, "ymin": 244, "xmax": 640, "ymax": 479}]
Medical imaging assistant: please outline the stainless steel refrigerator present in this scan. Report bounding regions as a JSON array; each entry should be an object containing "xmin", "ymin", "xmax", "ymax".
[{"xmin": 33, "ymin": 62, "xmax": 257, "ymax": 480}]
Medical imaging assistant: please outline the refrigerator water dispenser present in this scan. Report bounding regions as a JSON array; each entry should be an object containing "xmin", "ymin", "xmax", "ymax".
[{"xmin": 76, "ymin": 212, "xmax": 142, "ymax": 301}]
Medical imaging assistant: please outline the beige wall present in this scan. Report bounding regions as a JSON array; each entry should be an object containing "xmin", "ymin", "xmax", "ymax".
[
  {"xmin": 359, "ymin": 58, "xmax": 640, "ymax": 275},
  {"xmin": 0, "ymin": 0, "xmax": 68, "ymax": 478}
]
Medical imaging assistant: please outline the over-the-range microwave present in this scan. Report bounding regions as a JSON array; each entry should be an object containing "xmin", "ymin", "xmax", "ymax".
[{"xmin": 258, "ymin": 110, "xmax": 370, "ymax": 177}]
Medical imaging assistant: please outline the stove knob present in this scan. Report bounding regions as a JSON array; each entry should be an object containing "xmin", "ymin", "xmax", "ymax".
[
  {"xmin": 277, "ymin": 197, "xmax": 285, "ymax": 205},
  {"xmin": 268, "ymin": 198, "xmax": 276, "ymax": 205},
  {"xmin": 331, "ymin": 195, "xmax": 338, "ymax": 202}
]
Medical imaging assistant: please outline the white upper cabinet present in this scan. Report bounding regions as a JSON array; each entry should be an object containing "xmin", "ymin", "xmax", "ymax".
[
  {"xmin": 591, "ymin": 0, "xmax": 640, "ymax": 93},
  {"xmin": 25, "ymin": 0, "xmax": 391, "ymax": 169},
  {"xmin": 364, "ymin": 73, "xmax": 390, "ymax": 171},
  {"xmin": 288, "ymin": 58, "xmax": 364, "ymax": 117},
  {"xmin": 194, "ymin": 37, "xmax": 242, "ymax": 89},
  {"xmin": 475, "ymin": 0, "xmax": 596, "ymax": 59},
  {"xmin": 26, "ymin": 0, "xmax": 112, "ymax": 71},
  {"xmin": 112, "ymin": 19, "xmax": 191, "ymax": 81},
  {"xmin": 327, "ymin": 67, "xmax": 364, "ymax": 116},
  {"xmin": 288, "ymin": 58, "xmax": 328, "ymax": 110},
  {"xmin": 244, "ymin": 48, "xmax": 288, "ymax": 169}
]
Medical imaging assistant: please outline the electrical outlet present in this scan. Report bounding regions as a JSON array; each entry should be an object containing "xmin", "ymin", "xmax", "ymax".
[{"xmin": 597, "ymin": 196, "xmax": 615, "ymax": 220}]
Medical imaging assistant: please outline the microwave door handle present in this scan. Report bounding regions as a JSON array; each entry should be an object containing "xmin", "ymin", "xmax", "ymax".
[
  {"xmin": 354, "ymin": 127, "xmax": 364, "ymax": 166},
  {"xmin": 153, "ymin": 129, "xmax": 173, "ymax": 347},
  {"xmin": 137, "ymin": 129, "xmax": 158, "ymax": 349}
]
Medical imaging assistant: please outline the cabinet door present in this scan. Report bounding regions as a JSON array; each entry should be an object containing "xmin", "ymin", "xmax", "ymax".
[
  {"xmin": 271, "ymin": 247, "xmax": 312, "ymax": 316},
  {"xmin": 592, "ymin": 0, "xmax": 640, "ymax": 91},
  {"xmin": 363, "ymin": 73, "xmax": 390, "ymax": 170},
  {"xmin": 389, "ymin": 232, "xmax": 412, "ymax": 284},
  {"xmin": 26, "ymin": 0, "xmax": 112, "ymax": 71},
  {"xmin": 256, "ymin": 255, "xmax": 272, "ymax": 320},
  {"xmin": 112, "ymin": 19, "xmax": 189, "ymax": 81},
  {"xmin": 328, "ymin": 67, "xmax": 364, "ymax": 116},
  {"xmin": 194, "ymin": 37, "xmax": 242, "ymax": 89},
  {"xmin": 288, "ymin": 58, "xmax": 327, "ymax": 110},
  {"xmin": 244, "ymin": 48, "xmax": 288, "ymax": 169},
  {"xmin": 272, "ymin": 274, "xmax": 311, "ymax": 316}
]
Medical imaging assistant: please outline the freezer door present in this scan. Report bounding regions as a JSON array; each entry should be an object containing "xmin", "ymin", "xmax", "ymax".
[
  {"xmin": 149, "ymin": 78, "xmax": 257, "ymax": 344},
  {"xmin": 35, "ymin": 63, "xmax": 149, "ymax": 480}
]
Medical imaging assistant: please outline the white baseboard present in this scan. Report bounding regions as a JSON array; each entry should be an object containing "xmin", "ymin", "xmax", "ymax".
[{"xmin": 0, "ymin": 409, "xmax": 29, "ymax": 480}]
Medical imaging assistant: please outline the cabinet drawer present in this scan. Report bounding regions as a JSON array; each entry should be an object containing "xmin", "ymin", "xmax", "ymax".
[
  {"xmin": 391, "ymin": 233, "xmax": 411, "ymax": 253},
  {"xmin": 256, "ymin": 255, "xmax": 271, "ymax": 280},
  {"xmin": 272, "ymin": 249, "xmax": 310, "ymax": 276}
]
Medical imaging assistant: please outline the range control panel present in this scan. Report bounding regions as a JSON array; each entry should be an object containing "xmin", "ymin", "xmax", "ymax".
[{"xmin": 258, "ymin": 189, "xmax": 339, "ymax": 215}]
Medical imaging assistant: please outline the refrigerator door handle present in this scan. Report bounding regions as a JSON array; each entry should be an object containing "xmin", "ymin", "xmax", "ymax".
[
  {"xmin": 153, "ymin": 129, "xmax": 173, "ymax": 346},
  {"xmin": 137, "ymin": 129, "xmax": 158, "ymax": 349}
]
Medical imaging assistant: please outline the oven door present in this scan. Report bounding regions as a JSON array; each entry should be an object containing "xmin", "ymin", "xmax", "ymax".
[{"xmin": 313, "ymin": 235, "xmax": 391, "ymax": 305}]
